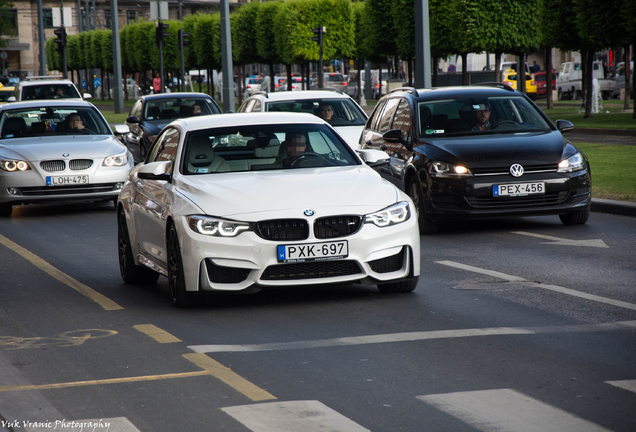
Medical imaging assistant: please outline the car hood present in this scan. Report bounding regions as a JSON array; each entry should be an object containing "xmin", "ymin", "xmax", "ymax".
[
  {"xmin": 0, "ymin": 135, "xmax": 127, "ymax": 161},
  {"xmin": 176, "ymin": 165, "xmax": 400, "ymax": 220},
  {"xmin": 418, "ymin": 130, "xmax": 567, "ymax": 167},
  {"xmin": 334, "ymin": 125, "xmax": 364, "ymax": 151},
  {"xmin": 142, "ymin": 120, "xmax": 171, "ymax": 135}
]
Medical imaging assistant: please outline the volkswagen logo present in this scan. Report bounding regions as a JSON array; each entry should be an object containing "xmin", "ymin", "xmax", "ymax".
[
  {"xmin": 510, "ymin": 164, "xmax": 524, "ymax": 177},
  {"xmin": 304, "ymin": 209, "xmax": 315, "ymax": 217}
]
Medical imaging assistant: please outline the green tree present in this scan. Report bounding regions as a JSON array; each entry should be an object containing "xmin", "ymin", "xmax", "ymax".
[
  {"xmin": 193, "ymin": 13, "xmax": 221, "ymax": 96},
  {"xmin": 0, "ymin": 1, "xmax": 15, "ymax": 49},
  {"xmin": 450, "ymin": 0, "xmax": 484, "ymax": 84},
  {"xmin": 392, "ymin": 0, "xmax": 415, "ymax": 84},
  {"xmin": 430, "ymin": 0, "xmax": 455, "ymax": 84},
  {"xmin": 256, "ymin": 0, "xmax": 284, "ymax": 91}
]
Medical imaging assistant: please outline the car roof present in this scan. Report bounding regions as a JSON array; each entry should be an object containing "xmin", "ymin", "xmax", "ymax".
[
  {"xmin": 140, "ymin": 92, "xmax": 214, "ymax": 102},
  {"xmin": 174, "ymin": 111, "xmax": 328, "ymax": 131},
  {"xmin": 19, "ymin": 78, "xmax": 76, "ymax": 86},
  {"xmin": 249, "ymin": 90, "xmax": 352, "ymax": 102},
  {"xmin": 381, "ymin": 85, "xmax": 520, "ymax": 102},
  {"xmin": 0, "ymin": 99, "xmax": 96, "ymax": 111}
]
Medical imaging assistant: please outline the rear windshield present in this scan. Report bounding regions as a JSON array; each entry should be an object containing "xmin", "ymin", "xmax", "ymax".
[
  {"xmin": 418, "ymin": 95, "xmax": 551, "ymax": 137},
  {"xmin": 144, "ymin": 98, "xmax": 221, "ymax": 121},
  {"xmin": 0, "ymin": 106, "xmax": 112, "ymax": 138},
  {"xmin": 21, "ymin": 84, "xmax": 81, "ymax": 100},
  {"xmin": 265, "ymin": 98, "xmax": 366, "ymax": 126}
]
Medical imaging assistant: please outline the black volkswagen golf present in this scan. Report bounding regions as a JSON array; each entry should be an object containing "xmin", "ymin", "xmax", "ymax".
[{"xmin": 359, "ymin": 85, "xmax": 591, "ymax": 234}]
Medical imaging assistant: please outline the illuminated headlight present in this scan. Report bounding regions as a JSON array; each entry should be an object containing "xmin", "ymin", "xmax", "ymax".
[
  {"xmin": 187, "ymin": 215, "xmax": 251, "ymax": 237},
  {"xmin": 365, "ymin": 201, "xmax": 411, "ymax": 227},
  {"xmin": 0, "ymin": 158, "xmax": 30, "ymax": 172},
  {"xmin": 558, "ymin": 152, "xmax": 585, "ymax": 173},
  {"xmin": 103, "ymin": 151, "xmax": 129, "ymax": 167},
  {"xmin": 429, "ymin": 161, "xmax": 472, "ymax": 177}
]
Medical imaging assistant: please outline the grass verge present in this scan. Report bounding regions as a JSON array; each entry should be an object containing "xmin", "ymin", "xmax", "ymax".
[{"xmin": 576, "ymin": 143, "xmax": 636, "ymax": 202}]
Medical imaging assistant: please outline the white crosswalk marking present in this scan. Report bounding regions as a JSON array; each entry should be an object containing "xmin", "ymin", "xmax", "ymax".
[
  {"xmin": 418, "ymin": 389, "xmax": 613, "ymax": 432},
  {"xmin": 606, "ymin": 379, "xmax": 636, "ymax": 394},
  {"xmin": 222, "ymin": 400, "xmax": 371, "ymax": 432}
]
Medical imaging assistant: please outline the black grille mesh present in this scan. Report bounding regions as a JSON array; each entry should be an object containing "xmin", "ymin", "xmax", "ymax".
[
  {"xmin": 17, "ymin": 183, "xmax": 119, "ymax": 196},
  {"xmin": 261, "ymin": 260, "xmax": 362, "ymax": 281},
  {"xmin": 69, "ymin": 159, "xmax": 93, "ymax": 170},
  {"xmin": 368, "ymin": 248, "xmax": 405, "ymax": 273},
  {"xmin": 466, "ymin": 191, "xmax": 568, "ymax": 209},
  {"xmin": 254, "ymin": 219, "xmax": 308, "ymax": 241},
  {"xmin": 314, "ymin": 215, "xmax": 362, "ymax": 239},
  {"xmin": 205, "ymin": 260, "xmax": 251, "ymax": 284}
]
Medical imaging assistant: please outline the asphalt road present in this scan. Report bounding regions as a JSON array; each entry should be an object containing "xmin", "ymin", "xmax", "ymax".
[{"xmin": 0, "ymin": 203, "xmax": 634, "ymax": 432}]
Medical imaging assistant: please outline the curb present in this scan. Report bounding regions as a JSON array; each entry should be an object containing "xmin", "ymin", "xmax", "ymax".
[
  {"xmin": 591, "ymin": 198, "xmax": 636, "ymax": 217},
  {"xmin": 572, "ymin": 128, "xmax": 636, "ymax": 137}
]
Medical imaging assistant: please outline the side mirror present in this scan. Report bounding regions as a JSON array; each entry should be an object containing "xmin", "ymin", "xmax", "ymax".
[
  {"xmin": 382, "ymin": 129, "xmax": 412, "ymax": 150},
  {"xmin": 112, "ymin": 124, "xmax": 130, "ymax": 135},
  {"xmin": 137, "ymin": 160, "xmax": 172, "ymax": 182},
  {"xmin": 7, "ymin": 96, "xmax": 16, "ymax": 102},
  {"xmin": 82, "ymin": 93, "xmax": 92, "ymax": 100},
  {"xmin": 126, "ymin": 116, "xmax": 139, "ymax": 124},
  {"xmin": 556, "ymin": 119, "xmax": 574, "ymax": 134}
]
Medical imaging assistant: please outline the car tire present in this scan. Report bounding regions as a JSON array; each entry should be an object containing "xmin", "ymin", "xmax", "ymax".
[
  {"xmin": 377, "ymin": 276, "xmax": 419, "ymax": 293},
  {"xmin": 0, "ymin": 205, "xmax": 12, "ymax": 217},
  {"xmin": 167, "ymin": 223, "xmax": 194, "ymax": 308},
  {"xmin": 117, "ymin": 208, "xmax": 160, "ymax": 284},
  {"xmin": 407, "ymin": 177, "xmax": 439, "ymax": 234},
  {"xmin": 559, "ymin": 206, "xmax": 590, "ymax": 225}
]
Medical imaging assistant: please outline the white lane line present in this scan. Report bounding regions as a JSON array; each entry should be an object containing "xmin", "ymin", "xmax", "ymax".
[
  {"xmin": 606, "ymin": 379, "xmax": 636, "ymax": 394},
  {"xmin": 22, "ymin": 417, "xmax": 141, "ymax": 432},
  {"xmin": 436, "ymin": 260, "xmax": 528, "ymax": 282},
  {"xmin": 418, "ymin": 389, "xmax": 613, "ymax": 432},
  {"xmin": 436, "ymin": 260, "xmax": 636, "ymax": 311},
  {"xmin": 189, "ymin": 327, "xmax": 534, "ymax": 353},
  {"xmin": 222, "ymin": 400, "xmax": 371, "ymax": 432},
  {"xmin": 187, "ymin": 321, "xmax": 636, "ymax": 353},
  {"xmin": 512, "ymin": 231, "xmax": 609, "ymax": 248}
]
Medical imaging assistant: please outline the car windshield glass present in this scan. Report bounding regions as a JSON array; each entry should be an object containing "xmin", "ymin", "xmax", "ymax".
[
  {"xmin": 265, "ymin": 99, "xmax": 366, "ymax": 126},
  {"xmin": 144, "ymin": 98, "xmax": 220, "ymax": 120},
  {"xmin": 418, "ymin": 96, "xmax": 552, "ymax": 137},
  {"xmin": 0, "ymin": 89, "xmax": 13, "ymax": 102},
  {"xmin": 22, "ymin": 84, "xmax": 81, "ymax": 100},
  {"xmin": 534, "ymin": 74, "xmax": 546, "ymax": 82},
  {"xmin": 182, "ymin": 123, "xmax": 359, "ymax": 174},
  {"xmin": 0, "ymin": 106, "xmax": 111, "ymax": 139}
]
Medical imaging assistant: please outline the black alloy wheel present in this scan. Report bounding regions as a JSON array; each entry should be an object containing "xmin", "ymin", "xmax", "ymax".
[
  {"xmin": 117, "ymin": 208, "xmax": 160, "ymax": 283},
  {"xmin": 167, "ymin": 223, "xmax": 194, "ymax": 307},
  {"xmin": 407, "ymin": 176, "xmax": 439, "ymax": 234}
]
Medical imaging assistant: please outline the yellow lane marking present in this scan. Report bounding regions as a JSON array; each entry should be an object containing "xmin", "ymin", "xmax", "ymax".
[
  {"xmin": 183, "ymin": 353, "xmax": 277, "ymax": 402},
  {"xmin": 0, "ymin": 371, "xmax": 209, "ymax": 392},
  {"xmin": 0, "ymin": 233, "xmax": 123, "ymax": 311},
  {"xmin": 134, "ymin": 324, "xmax": 182, "ymax": 343}
]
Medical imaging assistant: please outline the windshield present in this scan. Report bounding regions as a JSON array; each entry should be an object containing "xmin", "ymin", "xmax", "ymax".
[
  {"xmin": 22, "ymin": 83, "xmax": 81, "ymax": 100},
  {"xmin": 418, "ymin": 96, "xmax": 551, "ymax": 137},
  {"xmin": 0, "ymin": 89, "xmax": 13, "ymax": 102},
  {"xmin": 181, "ymin": 123, "xmax": 359, "ymax": 174},
  {"xmin": 265, "ymin": 98, "xmax": 366, "ymax": 126},
  {"xmin": 144, "ymin": 98, "xmax": 220, "ymax": 121},
  {"xmin": 0, "ymin": 106, "xmax": 112, "ymax": 139}
]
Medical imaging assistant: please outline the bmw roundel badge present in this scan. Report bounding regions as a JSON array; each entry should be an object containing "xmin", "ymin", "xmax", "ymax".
[{"xmin": 304, "ymin": 209, "xmax": 315, "ymax": 217}]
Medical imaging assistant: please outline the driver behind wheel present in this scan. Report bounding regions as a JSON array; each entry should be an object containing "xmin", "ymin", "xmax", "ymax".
[
  {"xmin": 470, "ymin": 103, "xmax": 492, "ymax": 131},
  {"xmin": 280, "ymin": 132, "xmax": 308, "ymax": 167}
]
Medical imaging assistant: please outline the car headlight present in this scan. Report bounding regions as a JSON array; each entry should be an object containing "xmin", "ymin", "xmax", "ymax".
[
  {"xmin": 187, "ymin": 215, "xmax": 251, "ymax": 237},
  {"xmin": 0, "ymin": 158, "xmax": 30, "ymax": 172},
  {"xmin": 103, "ymin": 151, "xmax": 130, "ymax": 167},
  {"xmin": 558, "ymin": 152, "xmax": 585, "ymax": 173},
  {"xmin": 365, "ymin": 201, "xmax": 411, "ymax": 227},
  {"xmin": 429, "ymin": 161, "xmax": 473, "ymax": 178}
]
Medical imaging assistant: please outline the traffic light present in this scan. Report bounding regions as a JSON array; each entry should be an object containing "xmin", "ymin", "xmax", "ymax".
[
  {"xmin": 311, "ymin": 26, "xmax": 326, "ymax": 44},
  {"xmin": 156, "ymin": 22, "xmax": 170, "ymax": 47},
  {"xmin": 53, "ymin": 27, "xmax": 66, "ymax": 55},
  {"xmin": 178, "ymin": 29, "xmax": 190, "ymax": 47}
]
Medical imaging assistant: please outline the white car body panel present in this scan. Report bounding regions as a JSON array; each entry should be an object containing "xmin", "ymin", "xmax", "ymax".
[{"xmin": 118, "ymin": 113, "xmax": 420, "ymax": 296}]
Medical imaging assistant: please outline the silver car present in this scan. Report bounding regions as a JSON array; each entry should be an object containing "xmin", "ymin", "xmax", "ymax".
[{"xmin": 0, "ymin": 100, "xmax": 133, "ymax": 216}]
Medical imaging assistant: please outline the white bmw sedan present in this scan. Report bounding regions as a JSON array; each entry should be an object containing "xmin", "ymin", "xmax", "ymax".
[
  {"xmin": 117, "ymin": 112, "xmax": 420, "ymax": 307},
  {"xmin": 0, "ymin": 100, "xmax": 133, "ymax": 217}
]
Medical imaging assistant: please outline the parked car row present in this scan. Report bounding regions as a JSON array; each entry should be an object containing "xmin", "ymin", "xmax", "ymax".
[{"xmin": 0, "ymin": 80, "xmax": 590, "ymax": 308}]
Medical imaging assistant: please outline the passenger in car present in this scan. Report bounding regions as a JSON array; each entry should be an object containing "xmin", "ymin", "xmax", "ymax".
[
  {"xmin": 279, "ymin": 133, "xmax": 308, "ymax": 167},
  {"xmin": 316, "ymin": 102, "xmax": 334, "ymax": 122},
  {"xmin": 470, "ymin": 103, "xmax": 493, "ymax": 131},
  {"xmin": 66, "ymin": 113, "xmax": 92, "ymax": 133}
]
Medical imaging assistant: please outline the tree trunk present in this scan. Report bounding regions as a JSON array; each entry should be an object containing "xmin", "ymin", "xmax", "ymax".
[
  {"xmin": 286, "ymin": 65, "xmax": 292, "ymax": 91},
  {"xmin": 462, "ymin": 52, "xmax": 468, "ymax": 85},
  {"xmin": 432, "ymin": 56, "xmax": 438, "ymax": 87},
  {"xmin": 495, "ymin": 52, "xmax": 502, "ymax": 82},
  {"xmin": 545, "ymin": 48, "xmax": 553, "ymax": 110}
]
